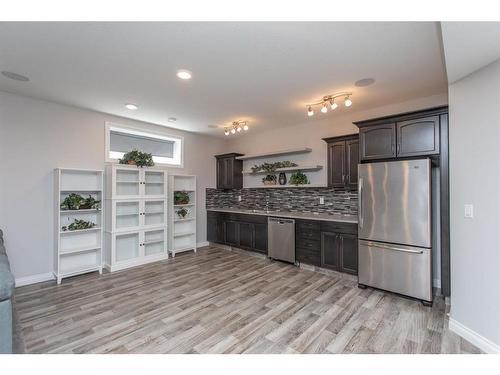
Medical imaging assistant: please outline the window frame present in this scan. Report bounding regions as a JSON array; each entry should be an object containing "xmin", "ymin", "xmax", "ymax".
[{"xmin": 105, "ymin": 122, "xmax": 184, "ymax": 168}]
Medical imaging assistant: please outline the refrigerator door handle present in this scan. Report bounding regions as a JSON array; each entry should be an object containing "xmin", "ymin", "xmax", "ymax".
[
  {"xmin": 358, "ymin": 177, "xmax": 363, "ymax": 229},
  {"xmin": 360, "ymin": 240, "xmax": 424, "ymax": 254}
]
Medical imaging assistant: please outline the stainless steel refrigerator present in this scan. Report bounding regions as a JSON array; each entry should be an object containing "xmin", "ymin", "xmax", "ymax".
[{"xmin": 358, "ymin": 159, "xmax": 432, "ymax": 304}]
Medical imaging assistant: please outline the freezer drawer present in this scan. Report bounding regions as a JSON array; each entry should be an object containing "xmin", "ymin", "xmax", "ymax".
[{"xmin": 358, "ymin": 240, "xmax": 432, "ymax": 302}]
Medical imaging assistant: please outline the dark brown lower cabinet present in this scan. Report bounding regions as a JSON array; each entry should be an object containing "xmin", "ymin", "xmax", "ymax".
[
  {"xmin": 319, "ymin": 221, "xmax": 358, "ymax": 275},
  {"xmin": 208, "ymin": 212, "xmax": 267, "ymax": 254},
  {"xmin": 295, "ymin": 220, "xmax": 321, "ymax": 266}
]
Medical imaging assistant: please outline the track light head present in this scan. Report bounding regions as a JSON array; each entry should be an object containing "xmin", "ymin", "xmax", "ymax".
[
  {"xmin": 224, "ymin": 129, "xmax": 230, "ymax": 136},
  {"xmin": 344, "ymin": 96, "xmax": 352, "ymax": 107},
  {"xmin": 243, "ymin": 124, "xmax": 249, "ymax": 131},
  {"xmin": 307, "ymin": 106, "xmax": 314, "ymax": 117},
  {"xmin": 330, "ymin": 100, "xmax": 338, "ymax": 110},
  {"xmin": 321, "ymin": 103, "xmax": 328, "ymax": 113},
  {"xmin": 230, "ymin": 128, "xmax": 236, "ymax": 134}
]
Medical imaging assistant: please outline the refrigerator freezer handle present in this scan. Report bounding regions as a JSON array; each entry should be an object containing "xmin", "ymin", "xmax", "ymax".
[{"xmin": 358, "ymin": 177, "xmax": 363, "ymax": 229}]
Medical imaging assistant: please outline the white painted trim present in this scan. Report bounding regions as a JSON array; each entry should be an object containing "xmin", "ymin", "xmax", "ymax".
[
  {"xmin": 15, "ymin": 272, "xmax": 55, "ymax": 287},
  {"xmin": 104, "ymin": 121, "xmax": 184, "ymax": 168},
  {"xmin": 449, "ymin": 318, "xmax": 500, "ymax": 354},
  {"xmin": 197, "ymin": 241, "xmax": 209, "ymax": 248}
]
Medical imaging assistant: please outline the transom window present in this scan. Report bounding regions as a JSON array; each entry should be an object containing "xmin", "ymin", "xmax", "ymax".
[{"xmin": 105, "ymin": 123, "xmax": 183, "ymax": 167}]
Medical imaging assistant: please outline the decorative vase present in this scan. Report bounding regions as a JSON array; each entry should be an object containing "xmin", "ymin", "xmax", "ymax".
[{"xmin": 278, "ymin": 172, "xmax": 287, "ymax": 185}]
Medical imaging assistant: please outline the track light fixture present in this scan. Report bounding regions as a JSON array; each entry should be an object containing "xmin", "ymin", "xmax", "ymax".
[
  {"xmin": 305, "ymin": 92, "xmax": 352, "ymax": 117},
  {"xmin": 224, "ymin": 121, "xmax": 249, "ymax": 136}
]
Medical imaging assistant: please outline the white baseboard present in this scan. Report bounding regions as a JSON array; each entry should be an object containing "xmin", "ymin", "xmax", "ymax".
[
  {"xmin": 449, "ymin": 318, "xmax": 500, "ymax": 354},
  {"xmin": 15, "ymin": 272, "xmax": 55, "ymax": 287},
  {"xmin": 197, "ymin": 241, "xmax": 209, "ymax": 248}
]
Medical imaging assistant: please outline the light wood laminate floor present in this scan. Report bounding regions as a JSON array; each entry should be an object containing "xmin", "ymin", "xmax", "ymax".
[{"xmin": 14, "ymin": 246, "xmax": 480, "ymax": 354}]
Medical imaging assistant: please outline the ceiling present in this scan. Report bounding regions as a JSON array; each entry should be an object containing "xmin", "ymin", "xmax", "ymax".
[
  {"xmin": 0, "ymin": 22, "xmax": 447, "ymax": 137},
  {"xmin": 441, "ymin": 22, "xmax": 500, "ymax": 84}
]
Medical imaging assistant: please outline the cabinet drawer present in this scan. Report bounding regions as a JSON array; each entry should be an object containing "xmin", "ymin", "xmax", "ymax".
[
  {"xmin": 296, "ymin": 248, "xmax": 321, "ymax": 267},
  {"xmin": 297, "ymin": 237, "xmax": 320, "ymax": 250},
  {"xmin": 297, "ymin": 228, "xmax": 320, "ymax": 240},
  {"xmin": 297, "ymin": 220, "xmax": 321, "ymax": 231},
  {"xmin": 320, "ymin": 221, "xmax": 358, "ymax": 235}
]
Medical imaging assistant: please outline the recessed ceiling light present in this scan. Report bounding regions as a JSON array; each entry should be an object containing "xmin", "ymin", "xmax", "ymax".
[
  {"xmin": 176, "ymin": 69, "xmax": 192, "ymax": 80},
  {"xmin": 125, "ymin": 103, "xmax": 138, "ymax": 110},
  {"xmin": 168, "ymin": 117, "xmax": 177, "ymax": 123},
  {"xmin": 1, "ymin": 71, "xmax": 29, "ymax": 82},
  {"xmin": 355, "ymin": 78, "xmax": 375, "ymax": 87}
]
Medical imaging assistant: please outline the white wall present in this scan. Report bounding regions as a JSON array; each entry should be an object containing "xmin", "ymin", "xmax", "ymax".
[
  {"xmin": 448, "ymin": 59, "xmax": 500, "ymax": 352},
  {"xmin": 0, "ymin": 91, "xmax": 226, "ymax": 280}
]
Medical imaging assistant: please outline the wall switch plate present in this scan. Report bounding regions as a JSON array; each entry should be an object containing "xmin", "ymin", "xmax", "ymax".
[
  {"xmin": 238, "ymin": 195, "xmax": 242, "ymax": 202},
  {"xmin": 464, "ymin": 204, "xmax": 474, "ymax": 218},
  {"xmin": 319, "ymin": 197, "xmax": 324, "ymax": 205}
]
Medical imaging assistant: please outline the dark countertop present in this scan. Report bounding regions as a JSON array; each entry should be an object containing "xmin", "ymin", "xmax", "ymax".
[{"xmin": 206, "ymin": 207, "xmax": 358, "ymax": 224}]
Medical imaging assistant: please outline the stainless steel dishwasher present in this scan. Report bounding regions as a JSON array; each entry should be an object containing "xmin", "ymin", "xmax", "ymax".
[{"xmin": 268, "ymin": 217, "xmax": 295, "ymax": 264}]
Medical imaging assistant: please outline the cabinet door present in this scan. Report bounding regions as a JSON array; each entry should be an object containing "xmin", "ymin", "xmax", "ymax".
[
  {"xmin": 143, "ymin": 228, "xmax": 166, "ymax": 256},
  {"xmin": 115, "ymin": 231, "xmax": 140, "ymax": 262},
  {"xmin": 144, "ymin": 200, "xmax": 165, "ymax": 227},
  {"xmin": 327, "ymin": 141, "xmax": 346, "ymax": 187},
  {"xmin": 359, "ymin": 123, "xmax": 396, "ymax": 160},
  {"xmin": 224, "ymin": 221, "xmax": 239, "ymax": 246},
  {"xmin": 144, "ymin": 170, "xmax": 166, "ymax": 197},
  {"xmin": 216, "ymin": 158, "xmax": 225, "ymax": 189},
  {"xmin": 224, "ymin": 158, "xmax": 234, "ymax": 189},
  {"xmin": 253, "ymin": 223, "xmax": 268, "ymax": 253},
  {"xmin": 339, "ymin": 233, "xmax": 358, "ymax": 275},
  {"xmin": 207, "ymin": 212, "xmax": 224, "ymax": 243},
  {"xmin": 238, "ymin": 222, "xmax": 254, "ymax": 249},
  {"xmin": 114, "ymin": 200, "xmax": 141, "ymax": 231},
  {"xmin": 396, "ymin": 116, "xmax": 440, "ymax": 157},
  {"xmin": 321, "ymin": 232, "xmax": 340, "ymax": 271},
  {"xmin": 345, "ymin": 139, "xmax": 359, "ymax": 189},
  {"xmin": 114, "ymin": 168, "xmax": 141, "ymax": 198}
]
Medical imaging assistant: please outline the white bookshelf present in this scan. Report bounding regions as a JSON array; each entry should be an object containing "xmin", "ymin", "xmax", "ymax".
[
  {"xmin": 104, "ymin": 164, "xmax": 169, "ymax": 272},
  {"xmin": 54, "ymin": 168, "xmax": 104, "ymax": 284},
  {"xmin": 168, "ymin": 175, "xmax": 197, "ymax": 257}
]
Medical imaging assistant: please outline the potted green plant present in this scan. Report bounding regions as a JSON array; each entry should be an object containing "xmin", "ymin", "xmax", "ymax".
[
  {"xmin": 60, "ymin": 193, "xmax": 85, "ymax": 210},
  {"xmin": 174, "ymin": 191, "xmax": 190, "ymax": 205},
  {"xmin": 119, "ymin": 149, "xmax": 155, "ymax": 167},
  {"xmin": 79, "ymin": 195, "xmax": 100, "ymax": 210},
  {"xmin": 62, "ymin": 219, "xmax": 96, "ymax": 231},
  {"xmin": 176, "ymin": 207, "xmax": 189, "ymax": 219},
  {"xmin": 289, "ymin": 171, "xmax": 309, "ymax": 186},
  {"xmin": 262, "ymin": 174, "xmax": 277, "ymax": 185}
]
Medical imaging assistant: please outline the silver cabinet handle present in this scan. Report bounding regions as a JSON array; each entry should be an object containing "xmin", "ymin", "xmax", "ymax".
[
  {"xmin": 360, "ymin": 241, "xmax": 424, "ymax": 254},
  {"xmin": 358, "ymin": 178, "xmax": 363, "ymax": 229}
]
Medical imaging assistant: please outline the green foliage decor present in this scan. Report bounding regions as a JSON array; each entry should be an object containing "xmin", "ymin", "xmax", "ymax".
[
  {"xmin": 176, "ymin": 207, "xmax": 189, "ymax": 219},
  {"xmin": 289, "ymin": 171, "xmax": 309, "ymax": 186},
  {"xmin": 174, "ymin": 191, "xmax": 190, "ymax": 205},
  {"xmin": 61, "ymin": 194, "xmax": 100, "ymax": 210},
  {"xmin": 119, "ymin": 149, "xmax": 154, "ymax": 167},
  {"xmin": 251, "ymin": 161, "xmax": 298, "ymax": 173},
  {"xmin": 62, "ymin": 219, "xmax": 96, "ymax": 232}
]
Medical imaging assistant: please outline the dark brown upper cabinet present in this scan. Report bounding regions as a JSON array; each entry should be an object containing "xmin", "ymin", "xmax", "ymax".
[
  {"xmin": 354, "ymin": 107, "xmax": 445, "ymax": 162},
  {"xmin": 323, "ymin": 134, "xmax": 359, "ymax": 189},
  {"xmin": 215, "ymin": 153, "xmax": 244, "ymax": 189},
  {"xmin": 359, "ymin": 123, "xmax": 396, "ymax": 160},
  {"xmin": 396, "ymin": 116, "xmax": 440, "ymax": 157}
]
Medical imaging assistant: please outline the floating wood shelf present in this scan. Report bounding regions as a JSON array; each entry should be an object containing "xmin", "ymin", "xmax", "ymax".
[
  {"xmin": 242, "ymin": 165, "xmax": 323, "ymax": 175},
  {"xmin": 235, "ymin": 147, "xmax": 312, "ymax": 160}
]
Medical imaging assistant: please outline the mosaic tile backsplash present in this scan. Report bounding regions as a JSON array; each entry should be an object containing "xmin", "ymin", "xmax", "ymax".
[{"xmin": 206, "ymin": 187, "xmax": 358, "ymax": 215}]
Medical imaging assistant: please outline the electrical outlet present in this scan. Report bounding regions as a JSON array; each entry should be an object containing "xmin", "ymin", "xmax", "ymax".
[
  {"xmin": 238, "ymin": 195, "xmax": 242, "ymax": 202},
  {"xmin": 319, "ymin": 197, "xmax": 324, "ymax": 205},
  {"xmin": 464, "ymin": 204, "xmax": 474, "ymax": 218}
]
